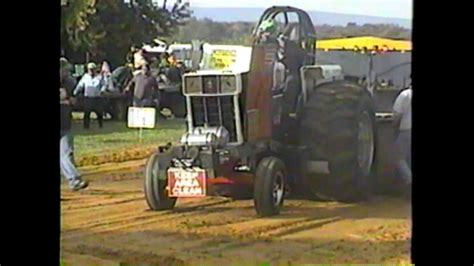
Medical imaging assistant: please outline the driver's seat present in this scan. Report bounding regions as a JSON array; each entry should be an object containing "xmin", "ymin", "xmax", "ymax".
[
  {"xmin": 281, "ymin": 23, "xmax": 305, "ymax": 73},
  {"xmin": 284, "ymin": 23, "xmax": 300, "ymax": 42}
]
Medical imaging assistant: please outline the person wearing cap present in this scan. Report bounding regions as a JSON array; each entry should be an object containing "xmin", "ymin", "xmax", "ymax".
[
  {"xmin": 125, "ymin": 63, "xmax": 159, "ymax": 107},
  {"xmin": 393, "ymin": 79, "xmax": 412, "ymax": 195},
  {"xmin": 60, "ymin": 58, "xmax": 89, "ymax": 191},
  {"xmin": 74, "ymin": 62, "xmax": 107, "ymax": 129}
]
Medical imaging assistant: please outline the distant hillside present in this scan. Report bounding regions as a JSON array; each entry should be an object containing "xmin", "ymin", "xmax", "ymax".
[
  {"xmin": 190, "ymin": 7, "xmax": 412, "ymax": 29},
  {"xmin": 172, "ymin": 18, "xmax": 411, "ymax": 45}
]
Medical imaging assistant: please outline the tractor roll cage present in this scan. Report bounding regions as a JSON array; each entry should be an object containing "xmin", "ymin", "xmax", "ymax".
[
  {"xmin": 253, "ymin": 6, "xmax": 316, "ymax": 39},
  {"xmin": 253, "ymin": 6, "xmax": 317, "ymax": 65}
]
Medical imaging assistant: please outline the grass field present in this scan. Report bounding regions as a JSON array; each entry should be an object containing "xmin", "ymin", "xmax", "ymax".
[{"xmin": 71, "ymin": 114, "xmax": 186, "ymax": 166}]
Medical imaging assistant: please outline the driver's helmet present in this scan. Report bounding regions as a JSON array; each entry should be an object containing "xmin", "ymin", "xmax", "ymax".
[{"xmin": 259, "ymin": 18, "xmax": 277, "ymax": 35}]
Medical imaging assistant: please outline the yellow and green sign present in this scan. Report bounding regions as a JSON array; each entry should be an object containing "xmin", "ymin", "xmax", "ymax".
[{"xmin": 209, "ymin": 49, "xmax": 237, "ymax": 70}]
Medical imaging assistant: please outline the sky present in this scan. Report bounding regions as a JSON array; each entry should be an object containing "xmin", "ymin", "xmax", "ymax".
[{"xmin": 186, "ymin": 0, "xmax": 412, "ymax": 19}]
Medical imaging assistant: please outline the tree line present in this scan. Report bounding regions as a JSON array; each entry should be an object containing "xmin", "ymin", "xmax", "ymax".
[
  {"xmin": 61, "ymin": 2, "xmax": 411, "ymax": 68},
  {"xmin": 172, "ymin": 18, "xmax": 411, "ymax": 45}
]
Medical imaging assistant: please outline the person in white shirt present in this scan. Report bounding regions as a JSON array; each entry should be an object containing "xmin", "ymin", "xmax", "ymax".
[
  {"xmin": 100, "ymin": 61, "xmax": 117, "ymax": 93},
  {"xmin": 393, "ymin": 85, "xmax": 412, "ymax": 187},
  {"xmin": 133, "ymin": 48, "xmax": 148, "ymax": 76},
  {"xmin": 74, "ymin": 62, "xmax": 107, "ymax": 129}
]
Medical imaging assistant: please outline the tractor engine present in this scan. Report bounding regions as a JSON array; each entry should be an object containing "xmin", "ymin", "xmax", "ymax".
[
  {"xmin": 147, "ymin": 44, "xmax": 254, "ymax": 193},
  {"xmin": 181, "ymin": 72, "xmax": 245, "ymax": 148}
]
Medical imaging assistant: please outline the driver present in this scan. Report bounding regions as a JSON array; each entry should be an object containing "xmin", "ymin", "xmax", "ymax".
[{"xmin": 258, "ymin": 18, "xmax": 279, "ymax": 43}]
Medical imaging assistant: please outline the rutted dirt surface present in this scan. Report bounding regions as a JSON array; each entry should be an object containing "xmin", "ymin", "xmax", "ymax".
[
  {"xmin": 61, "ymin": 162, "xmax": 411, "ymax": 265},
  {"xmin": 76, "ymin": 147, "xmax": 157, "ymax": 167}
]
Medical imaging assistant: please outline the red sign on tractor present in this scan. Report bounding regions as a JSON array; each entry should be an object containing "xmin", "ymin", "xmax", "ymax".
[{"xmin": 167, "ymin": 168, "xmax": 207, "ymax": 197}]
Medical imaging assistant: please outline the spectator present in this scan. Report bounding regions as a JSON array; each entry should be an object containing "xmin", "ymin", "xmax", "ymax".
[
  {"xmin": 166, "ymin": 64, "xmax": 182, "ymax": 84},
  {"xmin": 100, "ymin": 61, "xmax": 116, "ymax": 93},
  {"xmin": 74, "ymin": 62, "xmax": 107, "ymax": 129},
  {"xmin": 60, "ymin": 57, "xmax": 77, "ymax": 95},
  {"xmin": 159, "ymin": 52, "xmax": 171, "ymax": 68},
  {"xmin": 133, "ymin": 48, "xmax": 148, "ymax": 75},
  {"xmin": 167, "ymin": 52, "xmax": 177, "ymax": 66},
  {"xmin": 393, "ymin": 84, "xmax": 412, "ymax": 194},
  {"xmin": 60, "ymin": 58, "xmax": 89, "ymax": 191},
  {"xmin": 111, "ymin": 64, "xmax": 133, "ymax": 93},
  {"xmin": 125, "ymin": 64, "xmax": 159, "ymax": 107},
  {"xmin": 127, "ymin": 46, "xmax": 137, "ymax": 66},
  {"xmin": 175, "ymin": 61, "xmax": 186, "ymax": 76}
]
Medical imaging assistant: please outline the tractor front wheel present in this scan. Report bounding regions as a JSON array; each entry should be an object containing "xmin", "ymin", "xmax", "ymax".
[
  {"xmin": 253, "ymin": 157, "xmax": 286, "ymax": 217},
  {"xmin": 144, "ymin": 153, "xmax": 177, "ymax": 211}
]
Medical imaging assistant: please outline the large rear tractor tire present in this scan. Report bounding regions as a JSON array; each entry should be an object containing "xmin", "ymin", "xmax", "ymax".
[
  {"xmin": 300, "ymin": 81, "xmax": 376, "ymax": 202},
  {"xmin": 253, "ymin": 157, "xmax": 286, "ymax": 217},
  {"xmin": 144, "ymin": 153, "xmax": 177, "ymax": 210}
]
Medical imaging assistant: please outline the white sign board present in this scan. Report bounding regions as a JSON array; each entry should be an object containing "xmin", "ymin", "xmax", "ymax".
[
  {"xmin": 127, "ymin": 107, "xmax": 156, "ymax": 129},
  {"xmin": 200, "ymin": 44, "xmax": 252, "ymax": 73}
]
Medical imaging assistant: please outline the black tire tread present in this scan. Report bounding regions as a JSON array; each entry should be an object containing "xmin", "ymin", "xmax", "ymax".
[
  {"xmin": 253, "ymin": 157, "xmax": 286, "ymax": 217},
  {"xmin": 300, "ymin": 80, "xmax": 376, "ymax": 202},
  {"xmin": 144, "ymin": 153, "xmax": 177, "ymax": 210}
]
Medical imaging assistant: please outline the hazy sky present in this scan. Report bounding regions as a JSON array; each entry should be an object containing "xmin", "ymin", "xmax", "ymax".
[{"xmin": 188, "ymin": 0, "xmax": 412, "ymax": 19}]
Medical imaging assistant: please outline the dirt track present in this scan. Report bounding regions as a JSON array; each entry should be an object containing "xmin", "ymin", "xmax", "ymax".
[{"xmin": 61, "ymin": 160, "xmax": 411, "ymax": 265}]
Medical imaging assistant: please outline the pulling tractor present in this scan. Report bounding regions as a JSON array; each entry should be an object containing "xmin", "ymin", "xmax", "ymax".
[{"xmin": 144, "ymin": 6, "xmax": 385, "ymax": 216}]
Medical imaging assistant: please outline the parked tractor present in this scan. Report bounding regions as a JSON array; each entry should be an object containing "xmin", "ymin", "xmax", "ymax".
[{"xmin": 144, "ymin": 6, "xmax": 391, "ymax": 216}]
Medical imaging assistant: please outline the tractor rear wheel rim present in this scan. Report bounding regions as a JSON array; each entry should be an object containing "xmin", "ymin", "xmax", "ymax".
[
  {"xmin": 273, "ymin": 172, "xmax": 284, "ymax": 206},
  {"xmin": 358, "ymin": 111, "xmax": 375, "ymax": 176}
]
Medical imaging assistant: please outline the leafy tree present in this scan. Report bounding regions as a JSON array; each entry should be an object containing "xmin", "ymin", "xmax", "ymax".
[
  {"xmin": 62, "ymin": 5, "xmax": 410, "ymax": 68},
  {"xmin": 61, "ymin": 0, "xmax": 98, "ymax": 51},
  {"xmin": 61, "ymin": 0, "xmax": 191, "ymax": 67}
]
